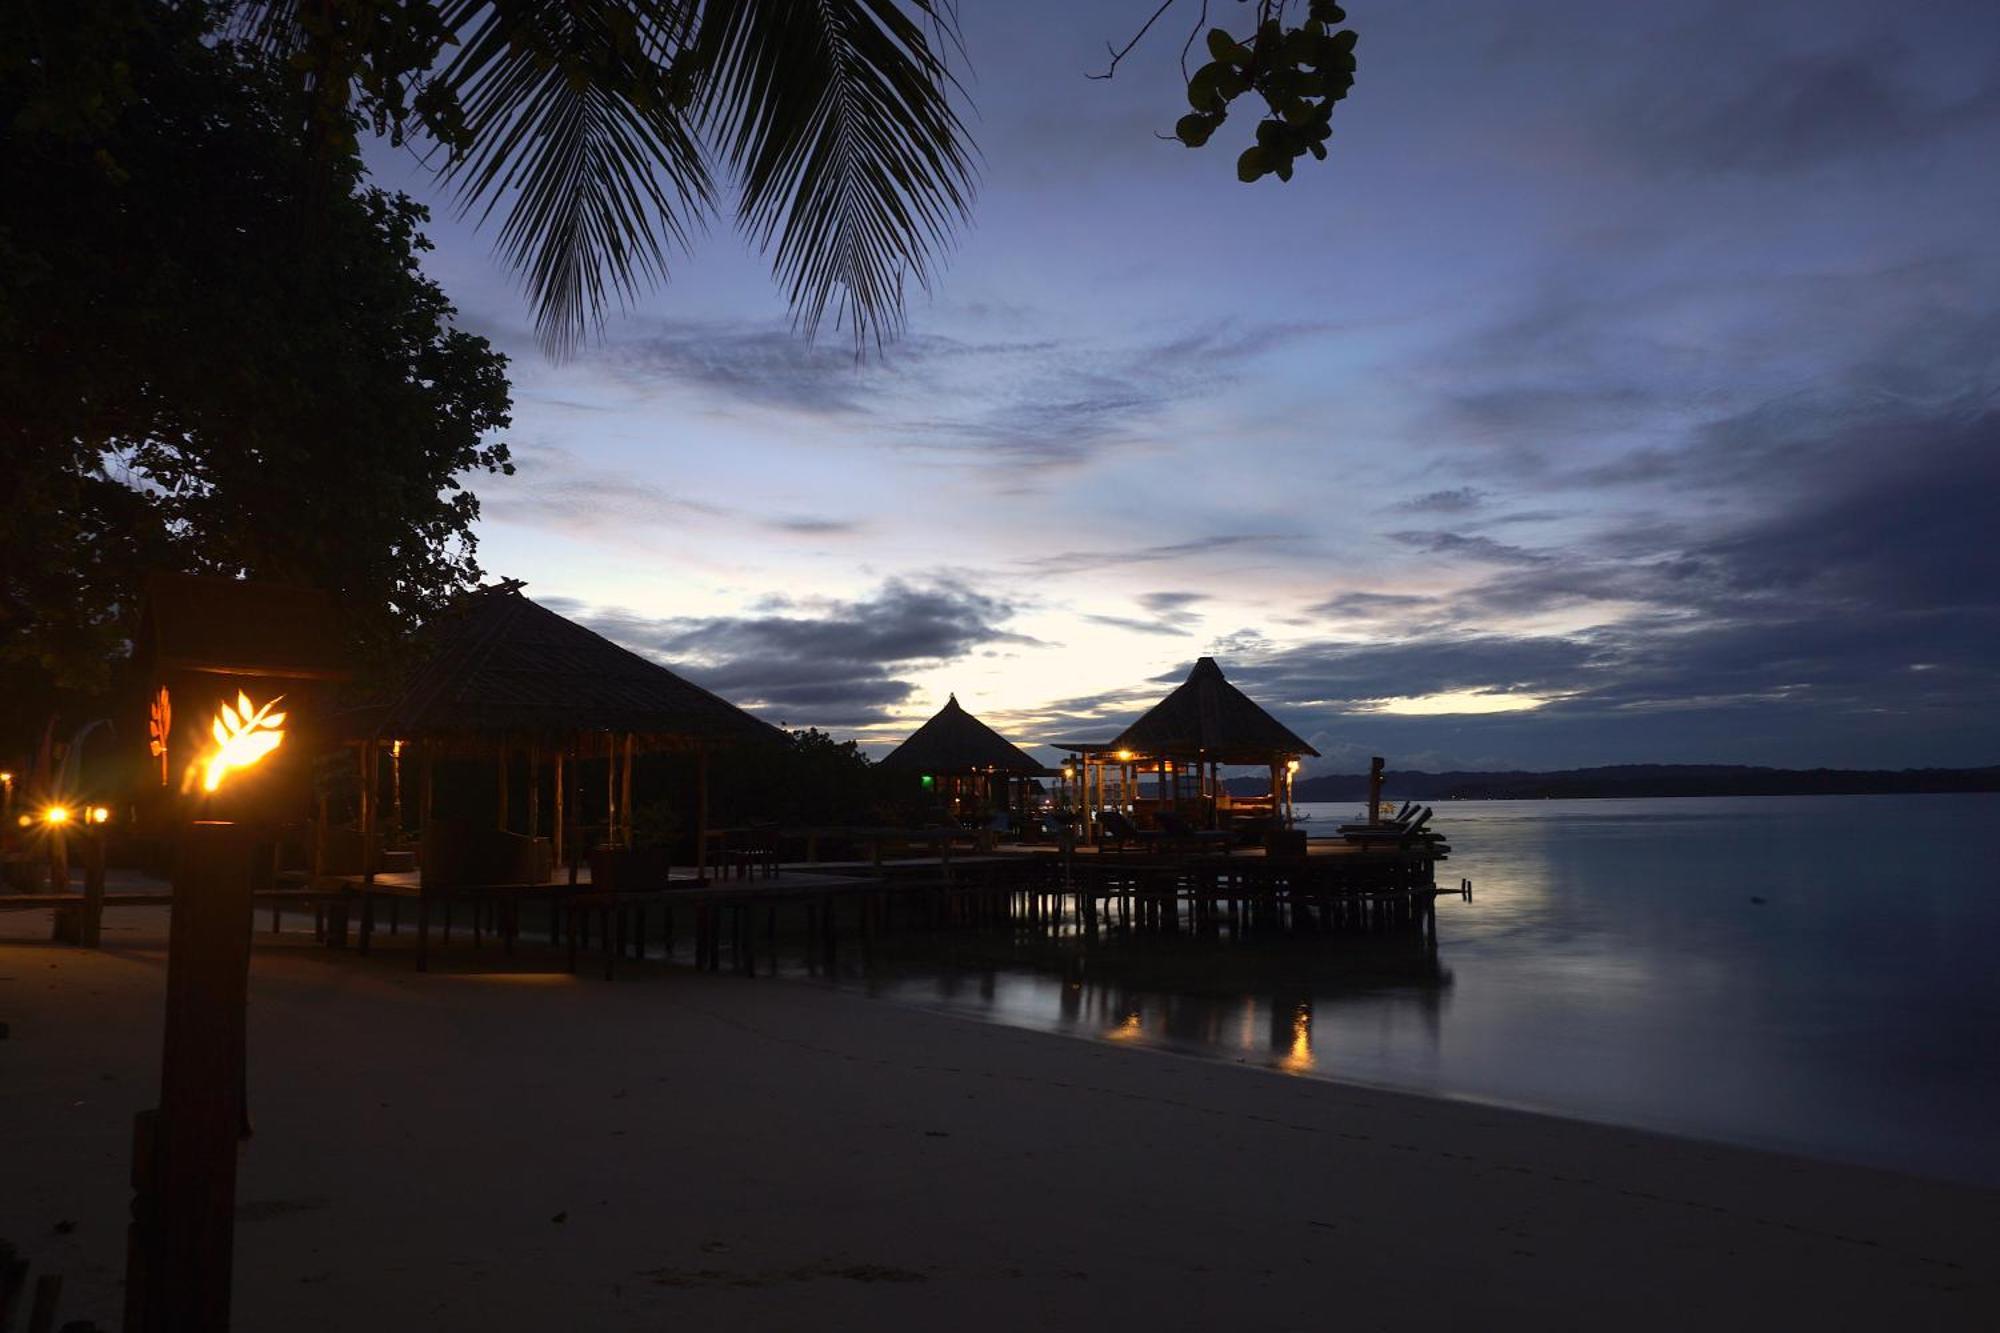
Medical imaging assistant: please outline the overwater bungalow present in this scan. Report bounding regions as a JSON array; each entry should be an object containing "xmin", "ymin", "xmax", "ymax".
[
  {"xmin": 875, "ymin": 694, "xmax": 1049, "ymax": 825},
  {"xmin": 1061, "ymin": 656, "xmax": 1319, "ymax": 842},
  {"xmin": 350, "ymin": 584, "xmax": 780, "ymax": 891}
]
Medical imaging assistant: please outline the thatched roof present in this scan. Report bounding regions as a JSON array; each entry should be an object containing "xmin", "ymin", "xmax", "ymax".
[
  {"xmin": 138, "ymin": 573, "xmax": 349, "ymax": 680},
  {"xmin": 876, "ymin": 695, "xmax": 1047, "ymax": 775},
  {"xmin": 1108, "ymin": 657, "xmax": 1320, "ymax": 763},
  {"xmin": 376, "ymin": 586, "xmax": 780, "ymax": 745}
]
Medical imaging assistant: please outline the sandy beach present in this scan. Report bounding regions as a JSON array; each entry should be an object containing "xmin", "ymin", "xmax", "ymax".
[{"xmin": 4, "ymin": 905, "xmax": 1997, "ymax": 1331}]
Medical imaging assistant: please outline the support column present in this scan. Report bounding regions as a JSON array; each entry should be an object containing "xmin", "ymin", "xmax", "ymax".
[
  {"xmin": 496, "ymin": 745, "xmax": 509, "ymax": 832},
  {"xmin": 420, "ymin": 743, "xmax": 434, "ymax": 834},
  {"xmin": 552, "ymin": 748, "xmax": 566, "ymax": 872},
  {"xmin": 695, "ymin": 747, "xmax": 709, "ymax": 883},
  {"xmin": 358, "ymin": 742, "xmax": 376, "ymax": 880},
  {"xmin": 620, "ymin": 733, "xmax": 635, "ymax": 848},
  {"xmin": 528, "ymin": 742, "xmax": 541, "ymax": 840},
  {"xmin": 603, "ymin": 733, "xmax": 616, "ymax": 851}
]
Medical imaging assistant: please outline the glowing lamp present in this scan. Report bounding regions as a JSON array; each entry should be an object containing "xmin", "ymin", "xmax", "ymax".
[
  {"xmin": 1287, "ymin": 759, "xmax": 1300, "ymax": 773},
  {"xmin": 89, "ymin": 806, "xmax": 111, "ymax": 824},
  {"xmin": 15, "ymin": 814, "xmax": 29, "ymax": 828},
  {"xmin": 920, "ymin": 774, "xmax": 935, "ymax": 791},
  {"xmin": 43, "ymin": 804, "xmax": 71, "ymax": 825},
  {"xmin": 1115, "ymin": 749, "xmax": 1134, "ymax": 762},
  {"xmin": 193, "ymin": 691, "xmax": 286, "ymax": 794}
]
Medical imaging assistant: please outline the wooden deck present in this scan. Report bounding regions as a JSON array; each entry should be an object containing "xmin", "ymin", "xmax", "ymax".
[{"xmin": 3, "ymin": 835, "xmax": 1456, "ymax": 977}]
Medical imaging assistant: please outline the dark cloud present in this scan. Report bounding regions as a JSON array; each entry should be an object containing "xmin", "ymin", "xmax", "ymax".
[
  {"xmin": 609, "ymin": 325, "xmax": 876, "ymax": 415},
  {"xmin": 1081, "ymin": 613, "xmax": 1186, "ymax": 637},
  {"xmin": 480, "ymin": 443, "xmax": 864, "ymax": 542},
  {"xmin": 1308, "ymin": 591, "xmax": 1441, "ymax": 620},
  {"xmin": 563, "ymin": 580, "xmax": 1032, "ymax": 728},
  {"xmin": 1395, "ymin": 488, "xmax": 1486, "ymax": 514},
  {"xmin": 594, "ymin": 316, "xmax": 1335, "ymax": 476},
  {"xmin": 482, "ymin": 443, "xmax": 732, "ymax": 533},
  {"xmin": 1612, "ymin": 37, "xmax": 2000, "ymax": 176},
  {"xmin": 1018, "ymin": 533, "xmax": 1293, "ymax": 573},
  {"xmin": 1214, "ymin": 398, "xmax": 2000, "ymax": 767},
  {"xmin": 1390, "ymin": 530, "xmax": 1550, "ymax": 566},
  {"xmin": 769, "ymin": 516, "xmax": 866, "ymax": 536},
  {"xmin": 1138, "ymin": 590, "xmax": 1207, "ymax": 627}
]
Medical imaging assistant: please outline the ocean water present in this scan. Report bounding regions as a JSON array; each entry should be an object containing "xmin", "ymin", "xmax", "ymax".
[{"xmin": 809, "ymin": 794, "xmax": 2000, "ymax": 1185}]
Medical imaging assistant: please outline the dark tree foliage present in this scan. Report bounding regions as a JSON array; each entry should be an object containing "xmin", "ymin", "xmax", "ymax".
[
  {"xmin": 1096, "ymin": 0, "xmax": 1359, "ymax": 183},
  {"xmin": 699, "ymin": 728, "xmax": 915, "ymax": 832},
  {"xmin": 0, "ymin": 0, "xmax": 513, "ymax": 749}
]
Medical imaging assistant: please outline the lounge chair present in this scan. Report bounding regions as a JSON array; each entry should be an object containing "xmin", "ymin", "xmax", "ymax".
[{"xmin": 1097, "ymin": 808, "xmax": 1167, "ymax": 853}]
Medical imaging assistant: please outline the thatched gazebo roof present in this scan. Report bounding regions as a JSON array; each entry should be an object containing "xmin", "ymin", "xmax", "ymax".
[
  {"xmin": 1108, "ymin": 657, "xmax": 1319, "ymax": 764},
  {"xmin": 876, "ymin": 695, "xmax": 1046, "ymax": 775},
  {"xmin": 375, "ymin": 586, "xmax": 780, "ymax": 747}
]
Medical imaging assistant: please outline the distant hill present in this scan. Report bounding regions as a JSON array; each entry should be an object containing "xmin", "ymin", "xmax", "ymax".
[{"xmin": 1225, "ymin": 764, "xmax": 2000, "ymax": 802}]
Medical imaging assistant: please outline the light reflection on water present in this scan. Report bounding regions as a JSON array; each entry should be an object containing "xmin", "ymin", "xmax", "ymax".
[{"xmin": 790, "ymin": 793, "xmax": 2000, "ymax": 1185}]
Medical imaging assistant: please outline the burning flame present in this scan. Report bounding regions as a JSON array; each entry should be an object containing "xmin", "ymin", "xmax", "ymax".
[{"xmin": 194, "ymin": 691, "xmax": 286, "ymax": 793}]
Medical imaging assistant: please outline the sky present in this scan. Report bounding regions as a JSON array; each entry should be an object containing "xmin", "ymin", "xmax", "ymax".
[{"xmin": 364, "ymin": 0, "xmax": 2000, "ymax": 773}]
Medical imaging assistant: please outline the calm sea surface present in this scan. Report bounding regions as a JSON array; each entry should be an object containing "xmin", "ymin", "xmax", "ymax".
[{"xmin": 803, "ymin": 794, "xmax": 2000, "ymax": 1185}]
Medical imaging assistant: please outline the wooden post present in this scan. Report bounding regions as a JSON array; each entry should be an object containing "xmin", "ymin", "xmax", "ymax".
[
  {"xmin": 603, "ymin": 733, "xmax": 615, "ymax": 851},
  {"xmin": 81, "ymin": 827, "xmax": 106, "ymax": 947},
  {"xmin": 527, "ymin": 742, "xmax": 541, "ymax": 840},
  {"xmin": 551, "ymin": 748, "xmax": 566, "ymax": 872},
  {"xmin": 127, "ymin": 821, "xmax": 258, "ymax": 1333},
  {"xmin": 496, "ymin": 745, "xmax": 509, "ymax": 832},
  {"xmin": 420, "ymin": 743, "xmax": 434, "ymax": 833},
  {"xmin": 695, "ymin": 747, "xmax": 709, "ymax": 884},
  {"xmin": 358, "ymin": 742, "xmax": 375, "ymax": 880},
  {"xmin": 390, "ymin": 740, "xmax": 403, "ymax": 838},
  {"xmin": 620, "ymin": 733, "xmax": 634, "ymax": 848},
  {"xmin": 1367, "ymin": 755, "xmax": 1385, "ymax": 823},
  {"xmin": 313, "ymin": 789, "xmax": 328, "ymax": 879}
]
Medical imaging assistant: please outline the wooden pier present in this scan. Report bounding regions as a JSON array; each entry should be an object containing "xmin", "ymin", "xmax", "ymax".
[{"xmin": 4, "ymin": 838, "xmax": 1459, "ymax": 980}]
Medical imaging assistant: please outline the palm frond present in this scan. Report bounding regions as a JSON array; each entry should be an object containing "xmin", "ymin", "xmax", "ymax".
[
  {"xmin": 695, "ymin": 0, "xmax": 975, "ymax": 350},
  {"xmin": 434, "ymin": 1, "xmax": 713, "ymax": 359}
]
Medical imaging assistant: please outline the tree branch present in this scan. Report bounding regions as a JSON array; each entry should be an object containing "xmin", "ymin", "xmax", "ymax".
[{"xmin": 1087, "ymin": 0, "xmax": 1180, "ymax": 81}]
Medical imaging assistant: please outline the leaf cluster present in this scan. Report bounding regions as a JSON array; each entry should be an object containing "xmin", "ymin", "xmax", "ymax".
[
  {"xmin": 229, "ymin": 1, "xmax": 975, "ymax": 357},
  {"xmin": 1172, "ymin": 0, "xmax": 1357, "ymax": 183}
]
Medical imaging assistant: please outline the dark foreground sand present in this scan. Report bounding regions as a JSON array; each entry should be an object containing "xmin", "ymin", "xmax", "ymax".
[{"xmin": 4, "ymin": 907, "xmax": 1997, "ymax": 1331}]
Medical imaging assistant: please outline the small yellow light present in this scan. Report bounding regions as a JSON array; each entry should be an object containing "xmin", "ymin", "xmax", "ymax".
[
  {"xmin": 89, "ymin": 806, "xmax": 110, "ymax": 824},
  {"xmin": 15, "ymin": 814, "xmax": 29, "ymax": 828},
  {"xmin": 43, "ymin": 805, "xmax": 71, "ymax": 825},
  {"xmin": 1287, "ymin": 759, "xmax": 1300, "ymax": 773}
]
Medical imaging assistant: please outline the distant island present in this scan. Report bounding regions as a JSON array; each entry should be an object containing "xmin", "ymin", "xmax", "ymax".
[{"xmin": 1228, "ymin": 764, "xmax": 2000, "ymax": 802}]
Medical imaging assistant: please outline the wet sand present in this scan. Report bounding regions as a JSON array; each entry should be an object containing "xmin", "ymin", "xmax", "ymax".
[{"xmin": 3, "ymin": 907, "xmax": 1997, "ymax": 1330}]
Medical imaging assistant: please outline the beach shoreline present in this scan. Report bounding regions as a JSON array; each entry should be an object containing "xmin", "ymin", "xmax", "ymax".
[{"xmin": 5, "ymin": 908, "xmax": 1997, "ymax": 1330}]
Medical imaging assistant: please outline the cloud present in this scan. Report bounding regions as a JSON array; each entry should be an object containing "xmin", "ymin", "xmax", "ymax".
[
  {"xmin": 1609, "ymin": 36, "xmax": 2000, "ymax": 176},
  {"xmin": 585, "ymin": 315, "xmax": 1336, "ymax": 478},
  {"xmin": 1018, "ymin": 533, "xmax": 1294, "ymax": 573},
  {"xmin": 479, "ymin": 443, "xmax": 864, "ymax": 543},
  {"xmin": 1308, "ymin": 591, "xmax": 1441, "ymax": 621},
  {"xmin": 1081, "ymin": 613, "xmax": 1186, "ymax": 637},
  {"xmin": 560, "ymin": 580, "xmax": 1033, "ymax": 728},
  {"xmin": 1138, "ymin": 590, "xmax": 1207, "ymax": 628},
  {"xmin": 1389, "ymin": 530, "xmax": 1551, "ymax": 566},
  {"xmin": 769, "ymin": 515, "xmax": 866, "ymax": 536},
  {"xmin": 1395, "ymin": 488, "xmax": 1487, "ymax": 514}
]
